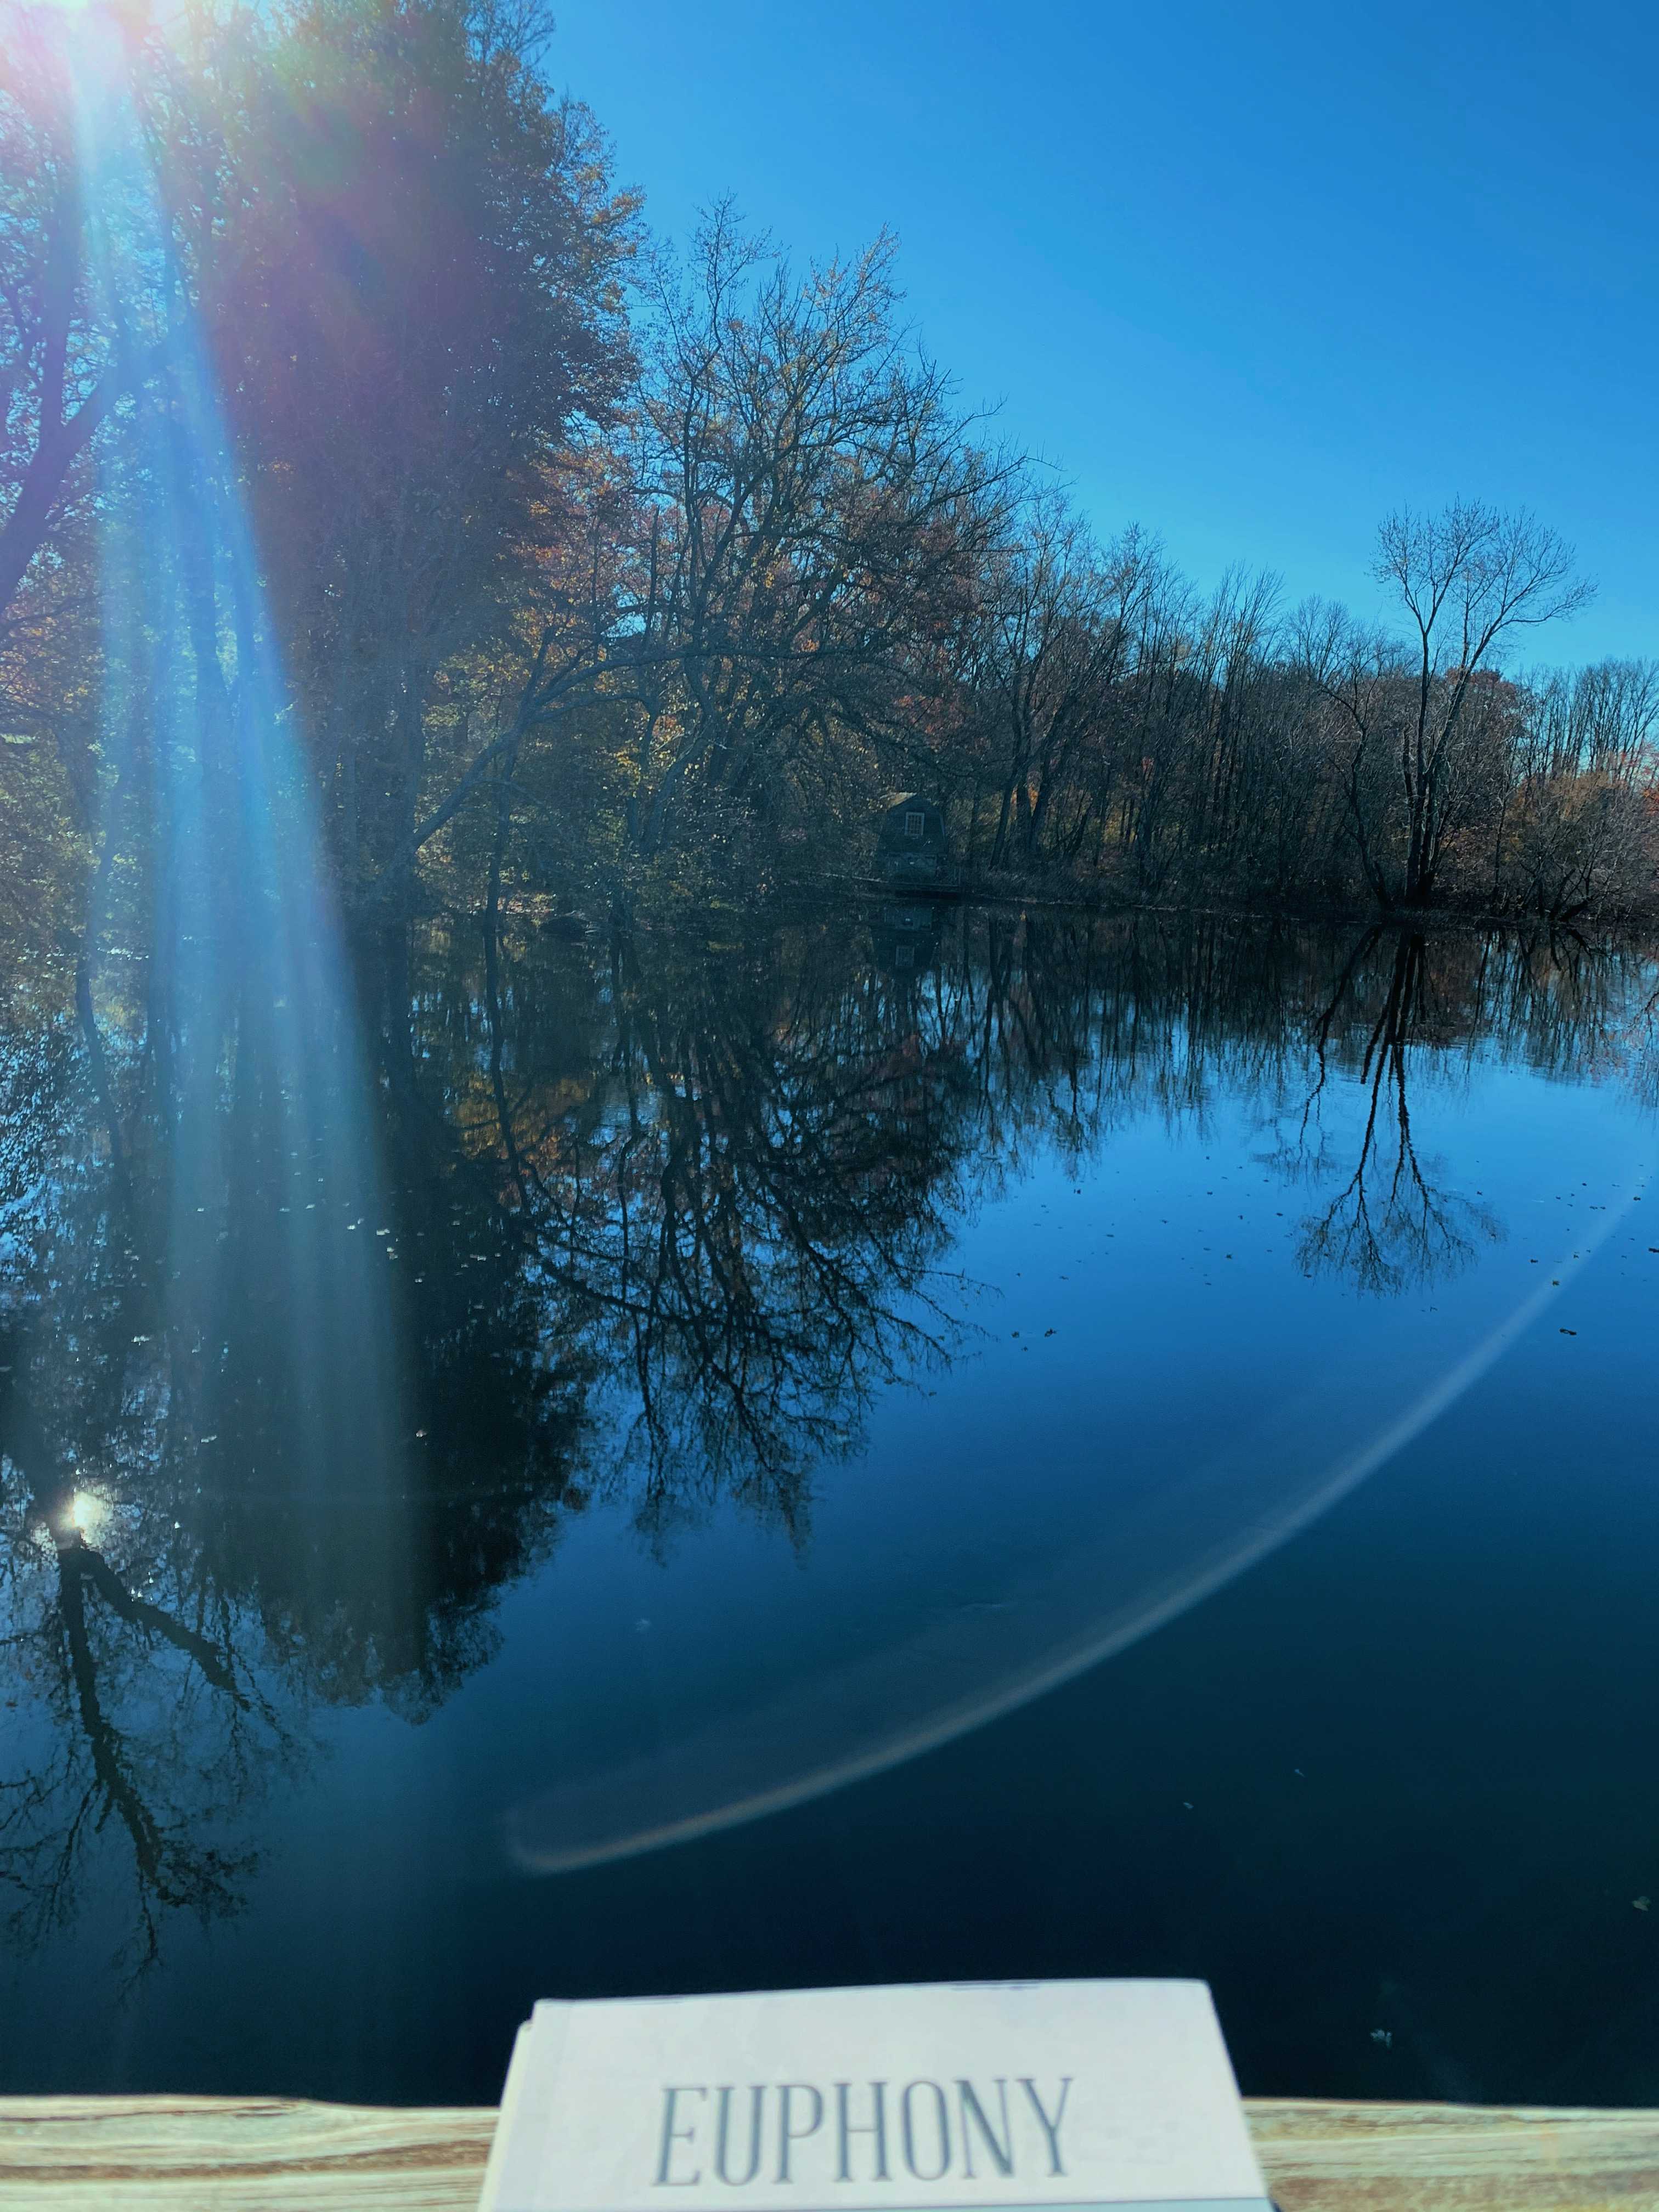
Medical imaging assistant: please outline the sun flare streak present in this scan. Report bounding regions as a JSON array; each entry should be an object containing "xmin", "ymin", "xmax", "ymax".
[{"xmin": 53, "ymin": 22, "xmax": 410, "ymax": 1519}]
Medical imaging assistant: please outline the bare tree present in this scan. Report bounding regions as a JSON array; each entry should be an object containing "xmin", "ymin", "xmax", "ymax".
[
  {"xmin": 1372, "ymin": 502, "xmax": 1594, "ymax": 904},
  {"xmin": 969, "ymin": 497, "xmax": 1159, "ymax": 874},
  {"xmin": 611, "ymin": 213, "xmax": 1004, "ymax": 867}
]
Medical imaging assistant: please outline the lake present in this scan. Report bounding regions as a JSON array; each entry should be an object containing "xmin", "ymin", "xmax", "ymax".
[{"xmin": 2, "ymin": 903, "xmax": 1658, "ymax": 2108}]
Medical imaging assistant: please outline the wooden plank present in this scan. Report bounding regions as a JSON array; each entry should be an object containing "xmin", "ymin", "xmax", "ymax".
[
  {"xmin": 0, "ymin": 2098, "xmax": 496, "ymax": 2210},
  {"xmin": 2, "ymin": 2093, "xmax": 1659, "ymax": 2210},
  {"xmin": 1250, "ymin": 2098, "xmax": 1659, "ymax": 2208}
]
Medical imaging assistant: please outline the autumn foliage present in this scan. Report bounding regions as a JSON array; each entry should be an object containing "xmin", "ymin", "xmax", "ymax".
[{"xmin": 2, "ymin": 0, "xmax": 1655, "ymax": 944}]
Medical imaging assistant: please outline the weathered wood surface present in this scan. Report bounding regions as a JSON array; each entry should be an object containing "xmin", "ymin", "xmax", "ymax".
[{"xmin": 2, "ymin": 2093, "xmax": 1659, "ymax": 2209}]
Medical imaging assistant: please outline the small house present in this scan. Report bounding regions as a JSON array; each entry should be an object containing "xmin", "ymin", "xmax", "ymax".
[
  {"xmin": 874, "ymin": 792, "xmax": 950, "ymax": 885},
  {"xmin": 873, "ymin": 901, "xmax": 941, "ymax": 978}
]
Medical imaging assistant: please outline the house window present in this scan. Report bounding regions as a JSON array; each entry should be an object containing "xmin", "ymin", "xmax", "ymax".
[{"xmin": 905, "ymin": 811, "xmax": 926, "ymax": 839}]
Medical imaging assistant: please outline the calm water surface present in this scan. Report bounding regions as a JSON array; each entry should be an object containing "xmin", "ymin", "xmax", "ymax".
[{"xmin": 2, "ymin": 906, "xmax": 1658, "ymax": 2106}]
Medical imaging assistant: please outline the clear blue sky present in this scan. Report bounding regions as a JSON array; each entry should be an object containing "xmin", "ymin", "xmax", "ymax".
[{"xmin": 549, "ymin": 0, "xmax": 1655, "ymax": 665}]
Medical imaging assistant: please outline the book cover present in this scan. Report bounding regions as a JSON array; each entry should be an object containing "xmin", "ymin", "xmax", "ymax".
[{"xmin": 479, "ymin": 1979, "xmax": 1272, "ymax": 2212}]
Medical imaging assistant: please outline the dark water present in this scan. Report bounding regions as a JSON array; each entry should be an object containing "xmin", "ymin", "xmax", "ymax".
[{"xmin": 3, "ymin": 904, "xmax": 1658, "ymax": 2107}]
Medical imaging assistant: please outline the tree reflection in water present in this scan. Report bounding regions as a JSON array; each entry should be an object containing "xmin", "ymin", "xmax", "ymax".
[
  {"xmin": 1280, "ymin": 931, "xmax": 1499, "ymax": 1294},
  {"xmin": 0, "ymin": 910, "xmax": 1652, "ymax": 1962}
]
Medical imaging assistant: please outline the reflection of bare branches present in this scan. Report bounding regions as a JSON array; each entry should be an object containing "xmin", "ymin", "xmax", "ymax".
[
  {"xmin": 0, "ymin": 900, "xmax": 1651, "ymax": 1985},
  {"xmin": 1286, "ymin": 934, "xmax": 1499, "ymax": 1295},
  {"xmin": 0, "ymin": 1439, "xmax": 280, "ymax": 1979},
  {"xmin": 464, "ymin": 927, "xmax": 972, "ymax": 1544},
  {"xmin": 50, "ymin": 1533, "xmax": 257, "ymax": 1974},
  {"xmin": 0, "ymin": 984, "xmax": 312, "ymax": 1977},
  {"xmin": 63, "ymin": 1536, "xmax": 247, "ymax": 1705}
]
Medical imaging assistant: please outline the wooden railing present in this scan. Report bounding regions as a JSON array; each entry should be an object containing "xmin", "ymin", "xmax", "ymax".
[{"xmin": 2, "ymin": 2094, "xmax": 1658, "ymax": 2208}]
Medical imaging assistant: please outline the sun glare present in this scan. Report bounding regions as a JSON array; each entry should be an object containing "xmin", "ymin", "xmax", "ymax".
[{"xmin": 66, "ymin": 1489, "xmax": 111, "ymax": 1542}]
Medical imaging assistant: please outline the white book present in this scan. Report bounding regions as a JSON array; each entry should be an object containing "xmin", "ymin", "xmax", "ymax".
[{"xmin": 478, "ymin": 1980, "xmax": 1273, "ymax": 2212}]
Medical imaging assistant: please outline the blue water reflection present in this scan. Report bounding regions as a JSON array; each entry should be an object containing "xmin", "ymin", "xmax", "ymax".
[{"xmin": 1, "ymin": 909, "xmax": 1656, "ymax": 2103}]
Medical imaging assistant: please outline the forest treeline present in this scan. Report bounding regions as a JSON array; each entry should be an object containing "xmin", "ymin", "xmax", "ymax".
[{"xmin": 3, "ymin": 0, "xmax": 1657, "ymax": 944}]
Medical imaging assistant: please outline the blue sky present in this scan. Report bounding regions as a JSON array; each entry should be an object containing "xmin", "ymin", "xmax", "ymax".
[{"xmin": 549, "ymin": 0, "xmax": 1656, "ymax": 664}]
